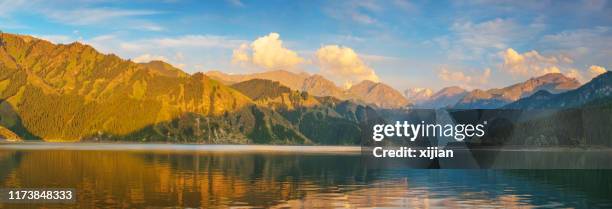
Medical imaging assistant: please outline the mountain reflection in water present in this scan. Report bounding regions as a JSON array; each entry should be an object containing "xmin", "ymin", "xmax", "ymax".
[{"xmin": 0, "ymin": 146, "xmax": 611, "ymax": 208}]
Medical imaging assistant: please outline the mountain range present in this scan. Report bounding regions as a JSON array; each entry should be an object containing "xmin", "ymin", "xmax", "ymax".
[
  {"xmin": 206, "ymin": 70, "xmax": 410, "ymax": 109},
  {"xmin": 409, "ymin": 73, "xmax": 582, "ymax": 109},
  {"xmin": 454, "ymin": 73, "xmax": 581, "ymax": 109},
  {"xmin": 0, "ymin": 32, "xmax": 610, "ymax": 144},
  {"xmin": 505, "ymin": 71, "xmax": 612, "ymax": 109},
  {"xmin": 410, "ymin": 86, "xmax": 468, "ymax": 108}
]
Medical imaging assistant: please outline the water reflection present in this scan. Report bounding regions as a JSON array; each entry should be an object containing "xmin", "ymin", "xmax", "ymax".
[{"xmin": 0, "ymin": 149, "xmax": 611, "ymax": 208}]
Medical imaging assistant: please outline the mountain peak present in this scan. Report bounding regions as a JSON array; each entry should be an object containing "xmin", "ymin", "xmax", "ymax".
[
  {"xmin": 348, "ymin": 80, "xmax": 409, "ymax": 109},
  {"xmin": 301, "ymin": 74, "xmax": 347, "ymax": 99},
  {"xmin": 435, "ymin": 86, "xmax": 466, "ymax": 97},
  {"xmin": 505, "ymin": 71, "xmax": 612, "ymax": 109},
  {"xmin": 140, "ymin": 60, "xmax": 189, "ymax": 78},
  {"xmin": 412, "ymin": 86, "xmax": 468, "ymax": 108}
]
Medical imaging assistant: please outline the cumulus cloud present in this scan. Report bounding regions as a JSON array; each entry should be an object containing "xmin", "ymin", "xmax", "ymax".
[
  {"xmin": 500, "ymin": 48, "xmax": 567, "ymax": 77},
  {"xmin": 589, "ymin": 65, "xmax": 607, "ymax": 78},
  {"xmin": 565, "ymin": 69, "xmax": 585, "ymax": 82},
  {"xmin": 315, "ymin": 45, "xmax": 379, "ymax": 88},
  {"xmin": 437, "ymin": 67, "xmax": 491, "ymax": 89},
  {"xmin": 499, "ymin": 48, "xmax": 610, "ymax": 83},
  {"xmin": 564, "ymin": 65, "xmax": 607, "ymax": 83},
  {"xmin": 231, "ymin": 43, "xmax": 250, "ymax": 63},
  {"xmin": 132, "ymin": 54, "xmax": 169, "ymax": 63},
  {"xmin": 231, "ymin": 32, "xmax": 304, "ymax": 71}
]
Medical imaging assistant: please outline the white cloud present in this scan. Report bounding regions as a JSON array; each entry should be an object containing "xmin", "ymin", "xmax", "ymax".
[
  {"xmin": 439, "ymin": 18, "xmax": 545, "ymax": 60},
  {"xmin": 589, "ymin": 65, "xmax": 607, "ymax": 78},
  {"xmin": 231, "ymin": 32, "xmax": 304, "ymax": 71},
  {"xmin": 315, "ymin": 45, "xmax": 379, "ymax": 88},
  {"xmin": 44, "ymin": 8, "xmax": 161, "ymax": 26},
  {"xmin": 0, "ymin": 1, "xmax": 166, "ymax": 31},
  {"xmin": 500, "ymin": 48, "xmax": 565, "ymax": 77},
  {"xmin": 231, "ymin": 43, "xmax": 250, "ymax": 63},
  {"xmin": 499, "ymin": 48, "xmax": 608, "ymax": 83},
  {"xmin": 437, "ymin": 67, "xmax": 491, "ymax": 89},
  {"xmin": 565, "ymin": 69, "xmax": 585, "ymax": 82},
  {"xmin": 564, "ymin": 65, "xmax": 607, "ymax": 83}
]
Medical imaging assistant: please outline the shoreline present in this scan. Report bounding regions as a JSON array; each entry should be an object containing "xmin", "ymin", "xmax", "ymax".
[
  {"xmin": 2, "ymin": 141, "xmax": 612, "ymax": 153},
  {"xmin": 0, "ymin": 141, "xmax": 362, "ymax": 154}
]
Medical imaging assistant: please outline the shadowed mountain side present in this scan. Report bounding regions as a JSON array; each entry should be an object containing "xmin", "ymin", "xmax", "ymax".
[
  {"xmin": 0, "ymin": 126, "xmax": 20, "ymax": 141},
  {"xmin": 87, "ymin": 105, "xmax": 311, "ymax": 144},
  {"xmin": 231, "ymin": 79, "xmax": 294, "ymax": 100},
  {"xmin": 230, "ymin": 79, "xmax": 380, "ymax": 145},
  {"xmin": 448, "ymin": 107, "xmax": 612, "ymax": 147},
  {"xmin": 82, "ymin": 100, "xmax": 379, "ymax": 145},
  {"xmin": 0, "ymin": 100, "xmax": 39, "ymax": 140}
]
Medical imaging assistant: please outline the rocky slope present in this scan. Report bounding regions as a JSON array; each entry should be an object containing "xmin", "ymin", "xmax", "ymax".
[{"xmin": 348, "ymin": 80, "xmax": 410, "ymax": 109}]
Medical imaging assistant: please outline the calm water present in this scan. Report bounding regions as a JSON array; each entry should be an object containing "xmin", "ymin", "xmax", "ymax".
[{"xmin": 1, "ymin": 144, "xmax": 612, "ymax": 208}]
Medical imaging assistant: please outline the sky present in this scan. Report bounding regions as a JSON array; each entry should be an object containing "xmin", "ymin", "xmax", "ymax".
[{"xmin": 0, "ymin": 0, "xmax": 611, "ymax": 92}]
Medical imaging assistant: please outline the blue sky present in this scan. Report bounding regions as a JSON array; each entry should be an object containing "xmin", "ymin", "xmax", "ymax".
[{"xmin": 1, "ymin": 0, "xmax": 610, "ymax": 92}]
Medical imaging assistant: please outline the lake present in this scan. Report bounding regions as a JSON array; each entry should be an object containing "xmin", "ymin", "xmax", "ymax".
[{"xmin": 1, "ymin": 143, "xmax": 612, "ymax": 208}]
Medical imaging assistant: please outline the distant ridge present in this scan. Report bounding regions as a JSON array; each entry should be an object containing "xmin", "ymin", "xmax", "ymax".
[
  {"xmin": 505, "ymin": 71, "xmax": 612, "ymax": 109},
  {"xmin": 206, "ymin": 70, "xmax": 409, "ymax": 109},
  {"xmin": 454, "ymin": 73, "xmax": 580, "ymax": 109},
  {"xmin": 413, "ymin": 86, "xmax": 467, "ymax": 108}
]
